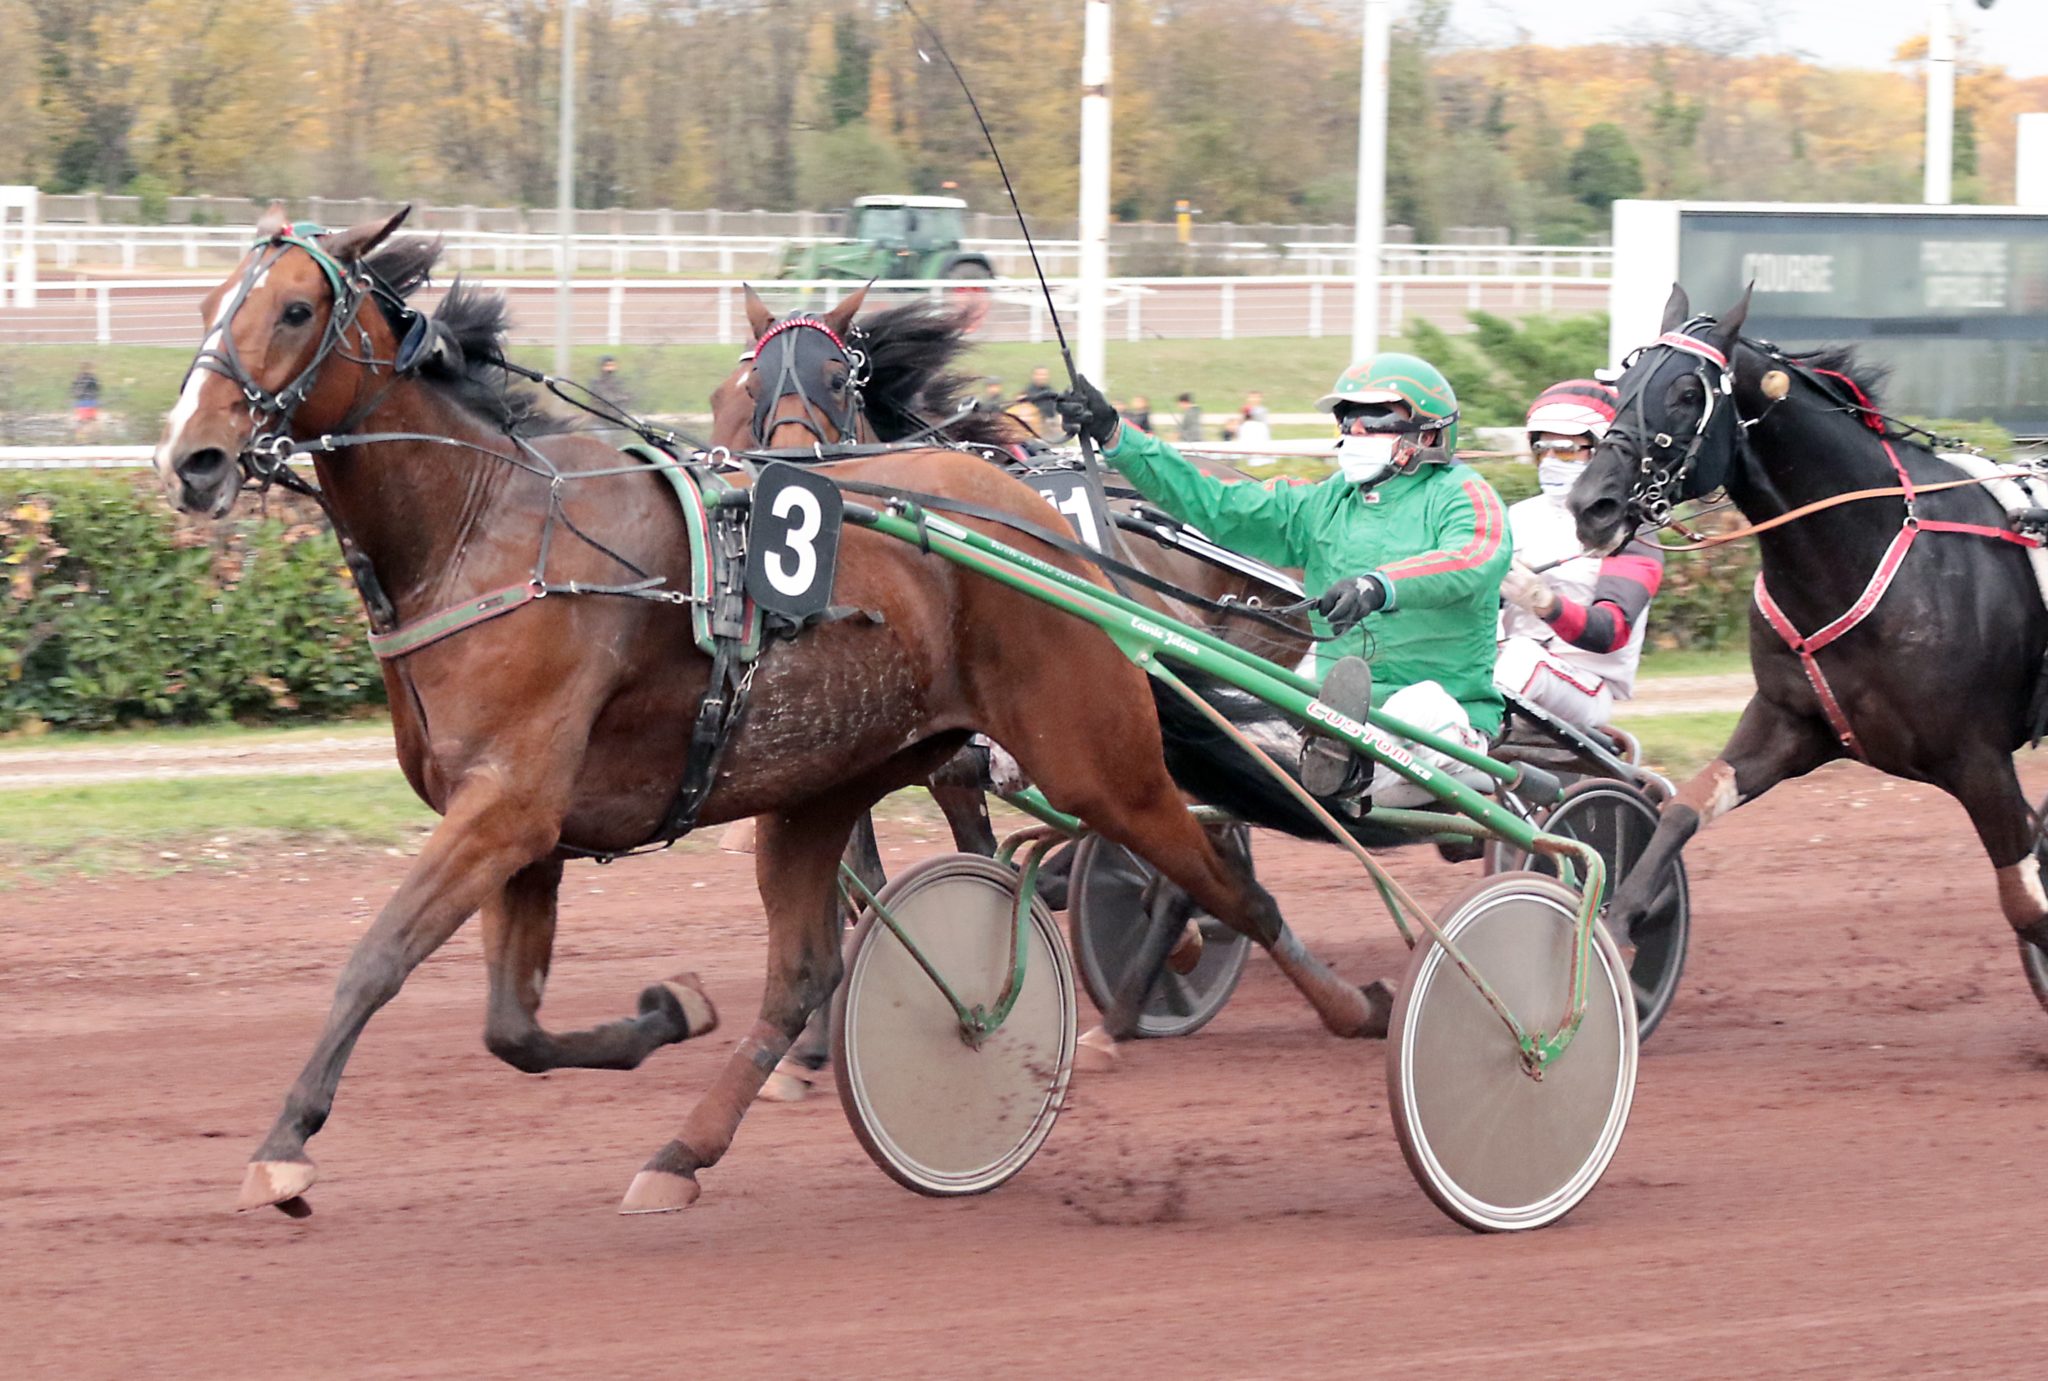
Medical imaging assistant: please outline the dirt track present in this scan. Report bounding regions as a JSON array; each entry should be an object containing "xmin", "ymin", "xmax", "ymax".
[{"xmin": 7, "ymin": 759, "xmax": 2048, "ymax": 1378}]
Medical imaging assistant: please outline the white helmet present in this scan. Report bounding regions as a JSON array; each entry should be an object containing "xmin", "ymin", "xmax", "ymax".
[{"xmin": 1525, "ymin": 379, "xmax": 1619, "ymax": 442}]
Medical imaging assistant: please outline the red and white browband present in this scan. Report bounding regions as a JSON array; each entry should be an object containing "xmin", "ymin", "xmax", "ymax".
[
  {"xmin": 738, "ymin": 314, "xmax": 848, "ymax": 363},
  {"xmin": 1654, "ymin": 331, "xmax": 1728, "ymax": 369}
]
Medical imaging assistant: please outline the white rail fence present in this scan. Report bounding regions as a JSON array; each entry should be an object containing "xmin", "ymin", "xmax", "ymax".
[
  {"xmin": 24, "ymin": 221, "xmax": 1613, "ymax": 281},
  {"xmin": 0, "ymin": 274, "xmax": 1609, "ymax": 349}
]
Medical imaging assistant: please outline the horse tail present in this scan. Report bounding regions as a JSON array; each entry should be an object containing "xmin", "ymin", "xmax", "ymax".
[{"xmin": 1146, "ymin": 665, "xmax": 1405, "ymax": 848}]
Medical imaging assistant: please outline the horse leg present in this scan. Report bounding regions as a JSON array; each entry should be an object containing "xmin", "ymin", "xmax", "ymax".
[
  {"xmin": 1605, "ymin": 696, "xmax": 1839, "ymax": 948},
  {"xmin": 755, "ymin": 812, "xmax": 882, "ymax": 1105},
  {"xmin": 237, "ymin": 780, "xmax": 568, "ymax": 1214},
  {"xmin": 931, "ymin": 782, "xmax": 999, "ymax": 856},
  {"xmin": 480, "ymin": 859, "xmax": 718, "ymax": 1074},
  {"xmin": 621, "ymin": 792, "xmax": 865, "ymax": 1213},
  {"xmin": 1940, "ymin": 749, "xmax": 2048, "ymax": 1005}
]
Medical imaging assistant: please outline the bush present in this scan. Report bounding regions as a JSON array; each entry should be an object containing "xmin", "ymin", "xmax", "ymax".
[{"xmin": 0, "ymin": 474, "xmax": 383, "ymax": 730}]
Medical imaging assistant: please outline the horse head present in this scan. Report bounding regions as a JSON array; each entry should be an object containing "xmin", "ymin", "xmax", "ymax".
[
  {"xmin": 708, "ymin": 283, "xmax": 873, "ymax": 453},
  {"xmin": 155, "ymin": 202, "xmax": 429, "ymax": 517},
  {"xmin": 1570, "ymin": 282, "xmax": 1750, "ymax": 554}
]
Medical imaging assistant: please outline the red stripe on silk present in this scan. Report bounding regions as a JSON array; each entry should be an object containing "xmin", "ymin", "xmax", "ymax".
[{"xmin": 1378, "ymin": 479, "xmax": 1505, "ymax": 582}]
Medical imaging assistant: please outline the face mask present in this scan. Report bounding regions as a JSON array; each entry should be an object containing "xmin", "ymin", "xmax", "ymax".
[
  {"xmin": 1538, "ymin": 456, "xmax": 1588, "ymax": 501},
  {"xmin": 1338, "ymin": 433, "xmax": 1401, "ymax": 487}
]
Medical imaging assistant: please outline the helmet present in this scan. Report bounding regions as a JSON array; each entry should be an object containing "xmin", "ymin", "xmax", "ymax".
[
  {"xmin": 1315, "ymin": 352, "xmax": 1460, "ymax": 454},
  {"xmin": 1525, "ymin": 379, "xmax": 1618, "ymax": 443}
]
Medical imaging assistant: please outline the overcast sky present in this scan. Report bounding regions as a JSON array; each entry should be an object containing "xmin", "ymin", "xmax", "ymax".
[{"xmin": 1445, "ymin": 0, "xmax": 2048, "ymax": 77}]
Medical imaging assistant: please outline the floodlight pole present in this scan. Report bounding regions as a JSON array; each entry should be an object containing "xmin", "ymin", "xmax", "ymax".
[
  {"xmin": 554, "ymin": 0, "xmax": 578, "ymax": 375},
  {"xmin": 1078, "ymin": 0, "xmax": 1112, "ymax": 388},
  {"xmin": 1350, "ymin": 0, "xmax": 1392, "ymax": 362},
  {"xmin": 1925, "ymin": 0, "xmax": 1956, "ymax": 205}
]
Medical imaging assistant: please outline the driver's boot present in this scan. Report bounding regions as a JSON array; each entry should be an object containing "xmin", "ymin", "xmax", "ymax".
[{"xmin": 1300, "ymin": 655, "xmax": 1374, "ymax": 799}]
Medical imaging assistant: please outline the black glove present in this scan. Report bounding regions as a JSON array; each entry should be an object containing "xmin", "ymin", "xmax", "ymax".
[
  {"xmin": 1315, "ymin": 574, "xmax": 1388, "ymax": 634},
  {"xmin": 1055, "ymin": 374, "xmax": 1122, "ymax": 448}
]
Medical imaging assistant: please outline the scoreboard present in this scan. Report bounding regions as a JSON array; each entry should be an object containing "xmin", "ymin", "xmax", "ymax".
[{"xmin": 1609, "ymin": 202, "xmax": 2048, "ymax": 435}]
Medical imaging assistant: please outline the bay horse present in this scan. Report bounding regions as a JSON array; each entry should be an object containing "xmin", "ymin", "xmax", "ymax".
[
  {"xmin": 707, "ymin": 284, "xmax": 1318, "ymax": 1050},
  {"xmin": 158, "ymin": 206, "xmax": 1385, "ymax": 1218},
  {"xmin": 1572, "ymin": 285, "xmax": 2048, "ymax": 1008}
]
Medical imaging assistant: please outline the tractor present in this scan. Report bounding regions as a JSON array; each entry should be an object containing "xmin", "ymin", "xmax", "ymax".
[{"xmin": 776, "ymin": 195, "xmax": 996, "ymax": 283}]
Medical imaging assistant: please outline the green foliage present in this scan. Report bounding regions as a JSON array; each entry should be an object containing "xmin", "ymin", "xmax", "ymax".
[
  {"xmin": 126, "ymin": 171, "xmax": 172, "ymax": 223},
  {"xmin": 1402, "ymin": 311, "xmax": 1610, "ymax": 428},
  {"xmin": 1567, "ymin": 123, "xmax": 1644, "ymax": 211},
  {"xmin": 827, "ymin": 13, "xmax": 870, "ymax": 128},
  {"xmin": 0, "ymin": 475, "xmax": 381, "ymax": 730}
]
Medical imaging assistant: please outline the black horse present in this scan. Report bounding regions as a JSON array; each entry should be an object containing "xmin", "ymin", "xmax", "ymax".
[{"xmin": 1571, "ymin": 285, "xmax": 2048, "ymax": 1006}]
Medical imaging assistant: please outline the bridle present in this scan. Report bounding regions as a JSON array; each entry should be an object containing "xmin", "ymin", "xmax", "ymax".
[
  {"xmin": 181, "ymin": 225, "xmax": 415, "ymax": 490},
  {"xmin": 1601, "ymin": 315, "xmax": 1740, "ymax": 526},
  {"xmin": 741, "ymin": 314, "xmax": 870, "ymax": 449}
]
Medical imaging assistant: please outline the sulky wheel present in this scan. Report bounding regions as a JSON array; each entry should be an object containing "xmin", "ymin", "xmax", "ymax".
[
  {"xmin": 1388, "ymin": 871, "xmax": 1638, "ymax": 1233},
  {"xmin": 2022, "ymin": 796, "xmax": 2048, "ymax": 1012},
  {"xmin": 1490, "ymin": 779, "xmax": 1690, "ymax": 1040},
  {"xmin": 832, "ymin": 853, "xmax": 1076, "ymax": 1197},
  {"xmin": 1067, "ymin": 830, "xmax": 1252, "ymax": 1039}
]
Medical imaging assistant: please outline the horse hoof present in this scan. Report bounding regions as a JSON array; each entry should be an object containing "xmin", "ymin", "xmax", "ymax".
[
  {"xmin": 1165, "ymin": 920, "xmax": 1204, "ymax": 975},
  {"xmin": 755, "ymin": 1055, "xmax": 824, "ymax": 1104},
  {"xmin": 237, "ymin": 1158, "xmax": 317, "ymax": 1213},
  {"xmin": 640, "ymin": 973, "xmax": 719, "ymax": 1042},
  {"xmin": 1073, "ymin": 1024, "xmax": 1120, "ymax": 1073},
  {"xmin": 620, "ymin": 1169, "xmax": 701, "ymax": 1215},
  {"xmin": 1354, "ymin": 980, "xmax": 1395, "ymax": 1040}
]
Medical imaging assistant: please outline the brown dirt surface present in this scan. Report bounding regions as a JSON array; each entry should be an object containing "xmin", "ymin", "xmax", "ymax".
[{"xmin": 7, "ymin": 760, "xmax": 2048, "ymax": 1378}]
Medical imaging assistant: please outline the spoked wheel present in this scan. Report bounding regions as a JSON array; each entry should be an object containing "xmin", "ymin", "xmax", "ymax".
[
  {"xmin": 1489, "ymin": 779, "xmax": 1690, "ymax": 1040},
  {"xmin": 1388, "ymin": 872, "xmax": 1638, "ymax": 1233},
  {"xmin": 1067, "ymin": 830, "xmax": 1252, "ymax": 1038},
  {"xmin": 2022, "ymin": 797, "xmax": 2048, "ymax": 1011},
  {"xmin": 832, "ymin": 854, "xmax": 1076, "ymax": 1197}
]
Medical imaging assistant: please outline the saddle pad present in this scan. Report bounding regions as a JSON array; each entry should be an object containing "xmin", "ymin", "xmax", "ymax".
[
  {"xmin": 622, "ymin": 442, "xmax": 764, "ymax": 661},
  {"xmin": 1935, "ymin": 451, "xmax": 2048, "ymax": 616}
]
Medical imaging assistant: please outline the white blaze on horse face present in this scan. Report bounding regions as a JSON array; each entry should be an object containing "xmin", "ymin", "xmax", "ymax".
[
  {"xmin": 1997, "ymin": 855, "xmax": 2048, "ymax": 931},
  {"xmin": 156, "ymin": 263, "xmax": 269, "ymax": 480}
]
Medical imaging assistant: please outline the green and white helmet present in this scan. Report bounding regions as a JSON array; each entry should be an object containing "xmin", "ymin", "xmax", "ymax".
[{"xmin": 1315, "ymin": 352, "xmax": 1460, "ymax": 454}]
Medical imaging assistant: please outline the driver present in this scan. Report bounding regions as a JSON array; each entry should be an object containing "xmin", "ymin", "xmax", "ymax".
[
  {"xmin": 1495, "ymin": 380, "xmax": 1664, "ymax": 730},
  {"xmin": 1059, "ymin": 354, "xmax": 1510, "ymax": 803}
]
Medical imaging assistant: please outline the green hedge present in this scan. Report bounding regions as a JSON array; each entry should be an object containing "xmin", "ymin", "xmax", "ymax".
[{"xmin": 1, "ymin": 474, "xmax": 382, "ymax": 730}]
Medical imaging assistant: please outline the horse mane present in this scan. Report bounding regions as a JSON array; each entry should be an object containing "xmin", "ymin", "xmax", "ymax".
[
  {"xmin": 855, "ymin": 299, "xmax": 1035, "ymax": 449},
  {"xmin": 363, "ymin": 235, "xmax": 554, "ymax": 433},
  {"xmin": 1773, "ymin": 342, "xmax": 1896, "ymax": 429}
]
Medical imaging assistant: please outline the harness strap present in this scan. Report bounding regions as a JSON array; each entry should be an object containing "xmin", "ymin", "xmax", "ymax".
[{"xmin": 367, "ymin": 582, "xmax": 542, "ymax": 660}]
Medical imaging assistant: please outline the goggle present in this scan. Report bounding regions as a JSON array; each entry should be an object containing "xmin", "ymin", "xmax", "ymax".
[
  {"xmin": 1337, "ymin": 407, "xmax": 1429, "ymax": 438},
  {"xmin": 1530, "ymin": 436, "xmax": 1594, "ymax": 456}
]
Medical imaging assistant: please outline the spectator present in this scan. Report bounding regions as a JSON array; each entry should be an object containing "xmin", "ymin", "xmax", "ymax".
[
  {"xmin": 981, "ymin": 380, "xmax": 1008, "ymax": 413},
  {"xmin": 1237, "ymin": 390, "xmax": 1272, "ymax": 445},
  {"xmin": 1175, "ymin": 391, "xmax": 1203, "ymax": 443},
  {"xmin": 70, "ymin": 361, "xmax": 102, "ymax": 442},
  {"xmin": 1122, "ymin": 394, "xmax": 1152, "ymax": 433},
  {"xmin": 1022, "ymin": 365, "xmax": 1061, "ymax": 437},
  {"xmin": 593, "ymin": 355, "xmax": 630, "ymax": 411}
]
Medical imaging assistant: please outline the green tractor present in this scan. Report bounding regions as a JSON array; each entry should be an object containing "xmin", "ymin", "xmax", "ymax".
[{"xmin": 777, "ymin": 195, "xmax": 996, "ymax": 284}]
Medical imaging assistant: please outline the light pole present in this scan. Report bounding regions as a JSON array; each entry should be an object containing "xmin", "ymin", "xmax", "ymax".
[
  {"xmin": 1925, "ymin": 0, "xmax": 1955, "ymax": 205},
  {"xmin": 1077, "ymin": 0, "xmax": 1112, "ymax": 388},
  {"xmin": 1350, "ymin": 0, "xmax": 1392, "ymax": 362},
  {"xmin": 554, "ymin": 0, "xmax": 578, "ymax": 376}
]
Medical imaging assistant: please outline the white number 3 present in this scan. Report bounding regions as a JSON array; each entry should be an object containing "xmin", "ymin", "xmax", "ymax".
[{"xmin": 765, "ymin": 485, "xmax": 822, "ymax": 597}]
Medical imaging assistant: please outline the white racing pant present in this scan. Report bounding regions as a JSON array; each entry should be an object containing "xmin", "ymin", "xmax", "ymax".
[
  {"xmin": 1370, "ymin": 679, "xmax": 1494, "ymax": 807},
  {"xmin": 1494, "ymin": 636, "xmax": 1614, "ymax": 730}
]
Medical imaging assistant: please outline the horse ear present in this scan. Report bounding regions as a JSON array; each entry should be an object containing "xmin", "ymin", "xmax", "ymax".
[
  {"xmin": 256, "ymin": 201, "xmax": 290, "ymax": 238},
  {"xmin": 822, "ymin": 281, "xmax": 872, "ymax": 337},
  {"xmin": 322, "ymin": 205, "xmax": 413, "ymax": 263},
  {"xmin": 742, "ymin": 283, "xmax": 775, "ymax": 341},
  {"xmin": 1659, "ymin": 283, "xmax": 1690, "ymax": 334},
  {"xmin": 1712, "ymin": 283, "xmax": 1753, "ymax": 351}
]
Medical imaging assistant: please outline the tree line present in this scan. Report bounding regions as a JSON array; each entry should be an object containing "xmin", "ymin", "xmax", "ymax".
[{"xmin": 6, "ymin": 0, "xmax": 2044, "ymax": 241}]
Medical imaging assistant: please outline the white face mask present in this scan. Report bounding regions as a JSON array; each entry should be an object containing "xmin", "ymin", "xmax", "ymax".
[
  {"xmin": 1338, "ymin": 433, "xmax": 1400, "ymax": 487},
  {"xmin": 1538, "ymin": 456, "xmax": 1588, "ymax": 501}
]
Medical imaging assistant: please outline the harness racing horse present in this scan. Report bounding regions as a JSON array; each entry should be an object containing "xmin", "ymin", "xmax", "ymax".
[
  {"xmin": 157, "ymin": 207, "xmax": 1386, "ymax": 1217},
  {"xmin": 1572, "ymin": 285, "xmax": 2048, "ymax": 1007},
  {"xmin": 708, "ymin": 285, "xmax": 1318, "ymax": 1042}
]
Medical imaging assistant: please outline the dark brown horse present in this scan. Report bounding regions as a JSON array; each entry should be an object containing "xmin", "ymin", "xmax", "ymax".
[
  {"xmin": 157, "ymin": 207, "xmax": 1383, "ymax": 1217},
  {"xmin": 1573, "ymin": 285, "xmax": 2048, "ymax": 1009}
]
